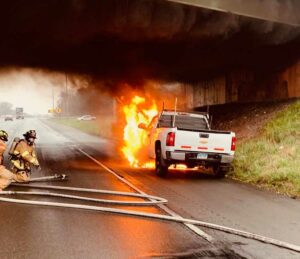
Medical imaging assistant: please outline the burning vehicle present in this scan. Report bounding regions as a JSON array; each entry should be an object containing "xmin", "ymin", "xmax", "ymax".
[
  {"xmin": 139, "ymin": 109, "xmax": 236, "ymax": 177},
  {"xmin": 120, "ymin": 95, "xmax": 235, "ymax": 177}
]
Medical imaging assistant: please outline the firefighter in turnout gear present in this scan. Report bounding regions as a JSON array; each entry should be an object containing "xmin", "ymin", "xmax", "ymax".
[
  {"xmin": 0, "ymin": 130, "xmax": 18, "ymax": 190},
  {"xmin": 10, "ymin": 130, "xmax": 39, "ymax": 182},
  {"xmin": 0, "ymin": 130, "xmax": 8, "ymax": 165}
]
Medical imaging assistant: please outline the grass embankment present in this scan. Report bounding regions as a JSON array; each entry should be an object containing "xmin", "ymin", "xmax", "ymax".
[
  {"xmin": 51, "ymin": 117, "xmax": 113, "ymax": 138},
  {"xmin": 229, "ymin": 101, "xmax": 300, "ymax": 197}
]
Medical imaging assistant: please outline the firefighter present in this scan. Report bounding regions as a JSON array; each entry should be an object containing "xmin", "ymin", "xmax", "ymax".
[
  {"xmin": 10, "ymin": 130, "xmax": 40, "ymax": 182},
  {"xmin": 0, "ymin": 130, "xmax": 8, "ymax": 165},
  {"xmin": 0, "ymin": 130, "xmax": 17, "ymax": 190}
]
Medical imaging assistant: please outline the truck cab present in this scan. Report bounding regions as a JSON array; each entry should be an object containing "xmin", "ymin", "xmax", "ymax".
[{"xmin": 16, "ymin": 107, "xmax": 24, "ymax": 119}]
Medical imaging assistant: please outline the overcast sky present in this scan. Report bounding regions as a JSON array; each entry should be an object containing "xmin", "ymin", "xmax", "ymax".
[{"xmin": 0, "ymin": 68, "xmax": 68, "ymax": 114}]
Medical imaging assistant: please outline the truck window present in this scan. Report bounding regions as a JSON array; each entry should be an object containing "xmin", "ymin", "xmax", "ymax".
[{"xmin": 158, "ymin": 114, "xmax": 208, "ymax": 130}]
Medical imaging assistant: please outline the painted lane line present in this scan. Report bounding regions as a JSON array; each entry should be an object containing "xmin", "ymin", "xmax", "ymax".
[
  {"xmin": 1, "ymin": 193, "xmax": 299, "ymax": 253},
  {"xmin": 76, "ymin": 147, "xmax": 214, "ymax": 242},
  {"xmin": 39, "ymin": 119, "xmax": 213, "ymax": 242}
]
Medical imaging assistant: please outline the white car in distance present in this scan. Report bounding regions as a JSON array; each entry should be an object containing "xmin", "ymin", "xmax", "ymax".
[
  {"xmin": 77, "ymin": 115, "xmax": 96, "ymax": 121},
  {"xmin": 4, "ymin": 115, "xmax": 14, "ymax": 121}
]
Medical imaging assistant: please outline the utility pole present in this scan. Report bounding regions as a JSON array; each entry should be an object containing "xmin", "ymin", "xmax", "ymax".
[
  {"xmin": 65, "ymin": 73, "xmax": 68, "ymax": 116},
  {"xmin": 52, "ymin": 85, "xmax": 55, "ymax": 111}
]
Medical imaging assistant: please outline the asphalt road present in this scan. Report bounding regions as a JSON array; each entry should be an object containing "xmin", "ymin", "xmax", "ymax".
[{"xmin": 0, "ymin": 118, "xmax": 299, "ymax": 259}]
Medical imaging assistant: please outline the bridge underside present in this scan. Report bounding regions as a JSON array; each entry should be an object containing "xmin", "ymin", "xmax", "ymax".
[
  {"xmin": 0, "ymin": 0, "xmax": 299, "ymax": 106},
  {"xmin": 183, "ymin": 61, "xmax": 300, "ymax": 108},
  {"xmin": 167, "ymin": 0, "xmax": 300, "ymax": 26},
  {"xmin": 165, "ymin": 0, "xmax": 300, "ymax": 106}
]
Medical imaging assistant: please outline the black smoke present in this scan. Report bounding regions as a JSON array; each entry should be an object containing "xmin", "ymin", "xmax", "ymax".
[{"xmin": 0, "ymin": 0, "xmax": 299, "ymax": 83}]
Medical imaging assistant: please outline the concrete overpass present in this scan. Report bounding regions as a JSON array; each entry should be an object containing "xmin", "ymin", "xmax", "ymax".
[
  {"xmin": 182, "ymin": 60, "xmax": 300, "ymax": 108},
  {"xmin": 168, "ymin": 0, "xmax": 300, "ymax": 26},
  {"xmin": 0, "ymin": 0, "xmax": 299, "ymax": 109},
  {"xmin": 162, "ymin": 0, "xmax": 300, "ymax": 107}
]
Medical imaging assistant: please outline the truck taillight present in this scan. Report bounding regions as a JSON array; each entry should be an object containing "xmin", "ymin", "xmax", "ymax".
[
  {"xmin": 231, "ymin": 136, "xmax": 236, "ymax": 151},
  {"xmin": 166, "ymin": 132, "xmax": 175, "ymax": 146}
]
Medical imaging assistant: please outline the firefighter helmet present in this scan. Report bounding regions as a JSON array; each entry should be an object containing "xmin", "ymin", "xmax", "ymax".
[
  {"xmin": 0, "ymin": 130, "xmax": 8, "ymax": 142},
  {"xmin": 23, "ymin": 130, "xmax": 37, "ymax": 139}
]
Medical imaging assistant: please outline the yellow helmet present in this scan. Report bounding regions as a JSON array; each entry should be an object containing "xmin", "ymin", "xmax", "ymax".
[{"xmin": 0, "ymin": 130, "xmax": 8, "ymax": 142}]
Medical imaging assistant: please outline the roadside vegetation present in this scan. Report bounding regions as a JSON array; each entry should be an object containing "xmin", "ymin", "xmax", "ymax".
[
  {"xmin": 229, "ymin": 101, "xmax": 300, "ymax": 197},
  {"xmin": 50, "ymin": 117, "xmax": 113, "ymax": 138}
]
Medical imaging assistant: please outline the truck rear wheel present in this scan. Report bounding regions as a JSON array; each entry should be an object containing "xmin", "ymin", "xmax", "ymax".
[{"xmin": 155, "ymin": 146, "xmax": 168, "ymax": 177}]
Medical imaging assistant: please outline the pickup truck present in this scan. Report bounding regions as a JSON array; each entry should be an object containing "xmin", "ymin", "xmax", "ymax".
[{"xmin": 139, "ymin": 109, "xmax": 236, "ymax": 177}]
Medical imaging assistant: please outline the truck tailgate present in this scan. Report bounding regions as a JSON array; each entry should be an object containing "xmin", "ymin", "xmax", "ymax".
[{"xmin": 175, "ymin": 129, "xmax": 233, "ymax": 154}]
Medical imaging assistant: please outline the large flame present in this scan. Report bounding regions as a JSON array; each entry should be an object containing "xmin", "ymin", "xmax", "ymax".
[{"xmin": 121, "ymin": 95, "xmax": 158, "ymax": 167}]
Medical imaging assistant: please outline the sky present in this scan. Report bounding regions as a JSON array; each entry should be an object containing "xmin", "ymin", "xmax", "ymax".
[{"xmin": 0, "ymin": 68, "xmax": 68, "ymax": 114}]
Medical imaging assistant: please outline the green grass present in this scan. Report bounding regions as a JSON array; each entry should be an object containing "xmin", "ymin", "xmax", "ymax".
[
  {"xmin": 51, "ymin": 117, "xmax": 113, "ymax": 138},
  {"xmin": 229, "ymin": 101, "xmax": 300, "ymax": 197}
]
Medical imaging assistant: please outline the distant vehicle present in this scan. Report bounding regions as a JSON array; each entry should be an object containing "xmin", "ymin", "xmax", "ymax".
[
  {"xmin": 140, "ymin": 109, "xmax": 236, "ymax": 178},
  {"xmin": 4, "ymin": 115, "xmax": 13, "ymax": 121},
  {"xmin": 77, "ymin": 115, "xmax": 96, "ymax": 121},
  {"xmin": 16, "ymin": 107, "xmax": 24, "ymax": 119}
]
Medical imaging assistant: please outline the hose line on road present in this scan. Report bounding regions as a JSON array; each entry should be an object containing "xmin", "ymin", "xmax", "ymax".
[
  {"xmin": 1, "ymin": 180, "xmax": 299, "ymax": 253},
  {"xmin": 8, "ymin": 183, "xmax": 167, "ymax": 206}
]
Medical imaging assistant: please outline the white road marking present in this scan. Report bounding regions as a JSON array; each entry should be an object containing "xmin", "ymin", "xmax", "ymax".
[
  {"xmin": 76, "ymin": 147, "xmax": 214, "ymax": 242},
  {"xmin": 39, "ymin": 119, "xmax": 213, "ymax": 242}
]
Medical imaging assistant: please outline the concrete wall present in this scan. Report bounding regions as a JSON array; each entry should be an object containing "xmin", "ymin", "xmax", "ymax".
[
  {"xmin": 185, "ymin": 60, "xmax": 300, "ymax": 108},
  {"xmin": 281, "ymin": 61, "xmax": 300, "ymax": 98}
]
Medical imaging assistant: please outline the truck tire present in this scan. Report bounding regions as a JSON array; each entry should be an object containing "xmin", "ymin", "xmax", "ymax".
[
  {"xmin": 212, "ymin": 166, "xmax": 226, "ymax": 178},
  {"xmin": 155, "ymin": 146, "xmax": 168, "ymax": 177}
]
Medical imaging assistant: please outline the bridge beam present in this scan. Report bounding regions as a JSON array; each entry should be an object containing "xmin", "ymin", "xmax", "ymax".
[{"xmin": 167, "ymin": 0, "xmax": 300, "ymax": 27}]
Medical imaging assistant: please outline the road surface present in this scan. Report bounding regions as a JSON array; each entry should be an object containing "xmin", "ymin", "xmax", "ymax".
[{"xmin": 0, "ymin": 118, "xmax": 299, "ymax": 259}]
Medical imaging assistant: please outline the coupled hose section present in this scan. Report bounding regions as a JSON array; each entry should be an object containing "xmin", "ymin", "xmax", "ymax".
[
  {"xmin": 7, "ymin": 184, "xmax": 168, "ymax": 206},
  {"xmin": 0, "ymin": 176, "xmax": 299, "ymax": 253}
]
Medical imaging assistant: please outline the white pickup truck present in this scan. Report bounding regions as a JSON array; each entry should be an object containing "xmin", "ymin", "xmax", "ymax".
[{"xmin": 140, "ymin": 109, "xmax": 236, "ymax": 177}]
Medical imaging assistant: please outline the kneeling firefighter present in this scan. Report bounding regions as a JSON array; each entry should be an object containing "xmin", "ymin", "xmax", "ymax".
[
  {"xmin": 0, "ymin": 130, "xmax": 18, "ymax": 190},
  {"xmin": 10, "ymin": 130, "xmax": 40, "ymax": 182}
]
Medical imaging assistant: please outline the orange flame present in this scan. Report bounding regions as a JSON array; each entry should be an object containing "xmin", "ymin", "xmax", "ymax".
[
  {"xmin": 169, "ymin": 164, "xmax": 188, "ymax": 170},
  {"xmin": 121, "ymin": 96, "xmax": 158, "ymax": 168}
]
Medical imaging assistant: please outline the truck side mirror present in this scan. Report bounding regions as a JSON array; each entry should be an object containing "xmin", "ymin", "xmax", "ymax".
[{"xmin": 138, "ymin": 123, "xmax": 147, "ymax": 130}]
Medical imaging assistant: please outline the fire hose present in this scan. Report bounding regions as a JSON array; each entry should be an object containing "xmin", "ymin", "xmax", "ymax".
[{"xmin": 0, "ymin": 175, "xmax": 299, "ymax": 253}]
